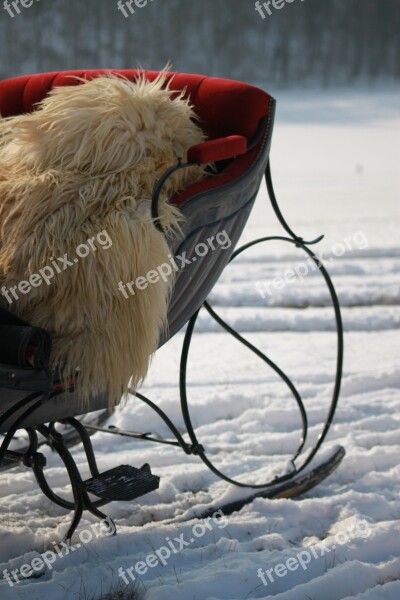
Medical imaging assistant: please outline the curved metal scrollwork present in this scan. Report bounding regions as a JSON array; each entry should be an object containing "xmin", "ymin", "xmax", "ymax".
[{"xmin": 175, "ymin": 161, "xmax": 344, "ymax": 487}]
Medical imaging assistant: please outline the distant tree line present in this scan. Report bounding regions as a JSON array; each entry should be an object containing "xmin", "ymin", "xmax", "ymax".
[{"xmin": 0, "ymin": 0, "xmax": 399, "ymax": 86}]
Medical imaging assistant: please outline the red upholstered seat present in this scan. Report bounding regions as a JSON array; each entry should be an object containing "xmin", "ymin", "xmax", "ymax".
[{"xmin": 0, "ymin": 70, "xmax": 272, "ymax": 206}]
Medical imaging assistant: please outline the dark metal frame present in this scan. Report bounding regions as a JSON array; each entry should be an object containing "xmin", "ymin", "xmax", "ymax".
[
  {"xmin": 176, "ymin": 161, "xmax": 343, "ymax": 485},
  {"xmin": 0, "ymin": 388, "xmax": 113, "ymax": 540},
  {"xmin": 84, "ymin": 155, "xmax": 343, "ymax": 492},
  {"xmin": 0, "ymin": 102, "xmax": 344, "ymax": 540},
  {"xmin": 110, "ymin": 159, "xmax": 344, "ymax": 490}
]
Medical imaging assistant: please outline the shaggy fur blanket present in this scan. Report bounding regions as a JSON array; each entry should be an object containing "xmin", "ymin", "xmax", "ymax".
[{"xmin": 0, "ymin": 73, "xmax": 207, "ymax": 407}]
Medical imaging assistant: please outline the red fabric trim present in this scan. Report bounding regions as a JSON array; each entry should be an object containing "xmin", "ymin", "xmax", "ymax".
[
  {"xmin": 172, "ymin": 146, "xmax": 260, "ymax": 207},
  {"xmin": 187, "ymin": 135, "xmax": 247, "ymax": 165}
]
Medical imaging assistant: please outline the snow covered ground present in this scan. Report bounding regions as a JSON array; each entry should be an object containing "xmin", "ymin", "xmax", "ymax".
[{"xmin": 0, "ymin": 87, "xmax": 399, "ymax": 600}]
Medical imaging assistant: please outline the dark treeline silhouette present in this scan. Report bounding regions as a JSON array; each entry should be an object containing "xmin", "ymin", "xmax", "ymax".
[{"xmin": 0, "ymin": 0, "xmax": 399, "ymax": 86}]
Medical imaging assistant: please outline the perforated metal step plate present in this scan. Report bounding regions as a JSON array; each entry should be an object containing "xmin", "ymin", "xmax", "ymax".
[{"xmin": 84, "ymin": 464, "xmax": 160, "ymax": 501}]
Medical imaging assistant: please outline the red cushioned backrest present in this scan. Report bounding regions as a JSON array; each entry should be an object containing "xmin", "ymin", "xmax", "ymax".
[
  {"xmin": 0, "ymin": 69, "xmax": 271, "ymax": 143},
  {"xmin": 0, "ymin": 70, "xmax": 273, "ymax": 207}
]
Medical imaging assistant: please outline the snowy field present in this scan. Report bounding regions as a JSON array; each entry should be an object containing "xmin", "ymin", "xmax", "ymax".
[{"xmin": 0, "ymin": 86, "xmax": 399, "ymax": 600}]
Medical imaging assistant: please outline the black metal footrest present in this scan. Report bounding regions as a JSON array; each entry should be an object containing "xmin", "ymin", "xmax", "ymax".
[{"xmin": 83, "ymin": 464, "xmax": 160, "ymax": 501}]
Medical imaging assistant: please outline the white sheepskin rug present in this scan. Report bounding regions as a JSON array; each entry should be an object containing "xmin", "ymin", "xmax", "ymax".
[{"xmin": 0, "ymin": 72, "xmax": 207, "ymax": 407}]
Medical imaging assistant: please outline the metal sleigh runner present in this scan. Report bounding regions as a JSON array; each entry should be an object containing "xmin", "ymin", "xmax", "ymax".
[{"xmin": 0, "ymin": 69, "xmax": 345, "ymax": 541}]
